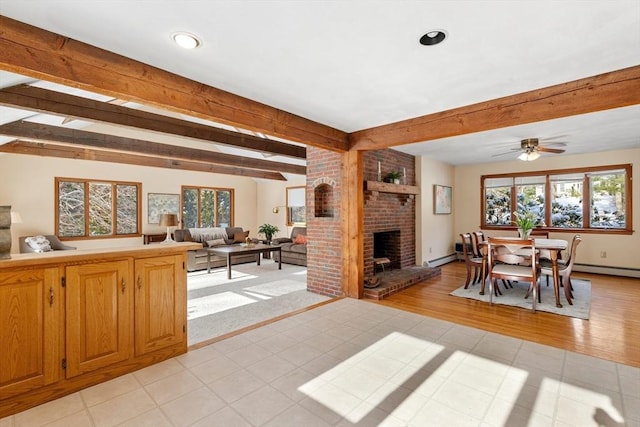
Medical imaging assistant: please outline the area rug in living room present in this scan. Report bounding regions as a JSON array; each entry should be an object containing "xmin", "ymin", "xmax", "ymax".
[
  {"xmin": 186, "ymin": 261, "xmax": 331, "ymax": 345},
  {"xmin": 449, "ymin": 278, "xmax": 591, "ymax": 319}
]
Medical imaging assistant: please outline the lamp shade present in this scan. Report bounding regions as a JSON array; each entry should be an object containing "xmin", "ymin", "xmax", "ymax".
[{"xmin": 159, "ymin": 213, "xmax": 178, "ymax": 227}]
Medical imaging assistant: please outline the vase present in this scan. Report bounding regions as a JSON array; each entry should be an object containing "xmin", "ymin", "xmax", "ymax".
[
  {"xmin": 393, "ymin": 179, "xmax": 400, "ymax": 184},
  {"xmin": 518, "ymin": 228, "xmax": 532, "ymax": 239}
]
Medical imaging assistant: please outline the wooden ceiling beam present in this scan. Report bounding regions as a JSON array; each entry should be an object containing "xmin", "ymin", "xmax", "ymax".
[
  {"xmin": 0, "ymin": 85, "xmax": 307, "ymax": 159},
  {"xmin": 0, "ymin": 16, "xmax": 349, "ymax": 152},
  {"xmin": 0, "ymin": 121, "xmax": 306, "ymax": 175},
  {"xmin": 350, "ymin": 65, "xmax": 640, "ymax": 150},
  {"xmin": 0, "ymin": 140, "xmax": 287, "ymax": 181}
]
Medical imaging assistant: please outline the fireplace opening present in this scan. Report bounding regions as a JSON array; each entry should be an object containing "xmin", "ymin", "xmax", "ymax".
[{"xmin": 373, "ymin": 230, "xmax": 401, "ymax": 270}]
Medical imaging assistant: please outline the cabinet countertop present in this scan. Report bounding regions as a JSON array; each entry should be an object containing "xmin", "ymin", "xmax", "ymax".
[{"xmin": 0, "ymin": 242, "xmax": 202, "ymax": 269}]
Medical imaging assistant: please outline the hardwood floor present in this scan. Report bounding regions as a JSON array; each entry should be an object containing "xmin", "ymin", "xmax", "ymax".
[{"xmin": 372, "ymin": 261, "xmax": 640, "ymax": 367}]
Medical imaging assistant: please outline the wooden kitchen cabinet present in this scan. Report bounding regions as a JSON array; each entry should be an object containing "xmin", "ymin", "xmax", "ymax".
[
  {"xmin": 134, "ymin": 254, "xmax": 186, "ymax": 356},
  {"xmin": 0, "ymin": 242, "xmax": 199, "ymax": 417},
  {"xmin": 65, "ymin": 260, "xmax": 132, "ymax": 378},
  {"xmin": 0, "ymin": 267, "xmax": 62, "ymax": 399}
]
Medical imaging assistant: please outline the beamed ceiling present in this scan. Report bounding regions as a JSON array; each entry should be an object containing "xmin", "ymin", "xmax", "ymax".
[{"xmin": 0, "ymin": 2, "xmax": 639, "ymax": 176}]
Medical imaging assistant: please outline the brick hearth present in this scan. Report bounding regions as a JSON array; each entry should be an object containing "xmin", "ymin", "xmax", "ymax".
[{"xmin": 363, "ymin": 266, "xmax": 441, "ymax": 300}]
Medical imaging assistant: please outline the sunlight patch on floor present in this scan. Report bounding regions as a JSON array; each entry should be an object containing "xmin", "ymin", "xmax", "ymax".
[
  {"xmin": 244, "ymin": 279, "xmax": 307, "ymax": 297},
  {"xmin": 187, "ymin": 291, "xmax": 257, "ymax": 319},
  {"xmin": 298, "ymin": 330, "xmax": 625, "ymax": 425},
  {"xmin": 299, "ymin": 332, "xmax": 445, "ymax": 423},
  {"xmin": 187, "ymin": 270, "xmax": 258, "ymax": 291}
]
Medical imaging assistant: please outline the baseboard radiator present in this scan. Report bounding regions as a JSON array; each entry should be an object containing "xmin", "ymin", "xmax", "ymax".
[{"xmin": 427, "ymin": 255, "xmax": 640, "ymax": 279}]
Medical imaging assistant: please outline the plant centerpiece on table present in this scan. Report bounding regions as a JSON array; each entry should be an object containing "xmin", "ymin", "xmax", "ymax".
[
  {"xmin": 512, "ymin": 211, "xmax": 538, "ymax": 239},
  {"xmin": 385, "ymin": 170, "xmax": 402, "ymax": 184},
  {"xmin": 258, "ymin": 223, "xmax": 279, "ymax": 242}
]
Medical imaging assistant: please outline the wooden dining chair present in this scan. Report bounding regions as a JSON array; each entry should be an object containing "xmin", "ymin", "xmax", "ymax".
[
  {"xmin": 530, "ymin": 229, "xmax": 549, "ymax": 239},
  {"xmin": 471, "ymin": 231, "xmax": 488, "ymax": 283},
  {"xmin": 540, "ymin": 234, "xmax": 582, "ymax": 305},
  {"xmin": 459, "ymin": 233, "xmax": 483, "ymax": 288},
  {"xmin": 487, "ymin": 237, "xmax": 540, "ymax": 311}
]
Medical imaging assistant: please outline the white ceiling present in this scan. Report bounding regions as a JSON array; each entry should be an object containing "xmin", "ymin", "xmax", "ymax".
[{"xmin": 1, "ymin": 0, "xmax": 639, "ymax": 165}]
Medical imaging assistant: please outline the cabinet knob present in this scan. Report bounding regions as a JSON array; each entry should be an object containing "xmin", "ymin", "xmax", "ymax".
[
  {"xmin": 49, "ymin": 286, "xmax": 54, "ymax": 307},
  {"xmin": 137, "ymin": 276, "xmax": 142, "ymax": 291},
  {"xmin": 121, "ymin": 278, "xmax": 126, "ymax": 293}
]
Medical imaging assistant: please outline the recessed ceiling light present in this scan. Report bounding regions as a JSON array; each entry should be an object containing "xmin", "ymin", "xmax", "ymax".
[
  {"xmin": 172, "ymin": 32, "xmax": 201, "ymax": 49},
  {"xmin": 419, "ymin": 30, "xmax": 447, "ymax": 46}
]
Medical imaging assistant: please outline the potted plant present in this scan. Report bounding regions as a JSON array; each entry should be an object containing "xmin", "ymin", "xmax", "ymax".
[
  {"xmin": 385, "ymin": 170, "xmax": 402, "ymax": 184},
  {"xmin": 512, "ymin": 211, "xmax": 537, "ymax": 239},
  {"xmin": 258, "ymin": 223, "xmax": 279, "ymax": 242}
]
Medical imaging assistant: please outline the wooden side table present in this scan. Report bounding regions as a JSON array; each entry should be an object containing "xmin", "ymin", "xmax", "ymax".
[{"xmin": 143, "ymin": 233, "xmax": 167, "ymax": 244}]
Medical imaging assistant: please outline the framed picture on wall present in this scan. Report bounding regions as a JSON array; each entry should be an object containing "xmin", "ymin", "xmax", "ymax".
[
  {"xmin": 148, "ymin": 193, "xmax": 180, "ymax": 224},
  {"xmin": 433, "ymin": 185, "xmax": 452, "ymax": 215}
]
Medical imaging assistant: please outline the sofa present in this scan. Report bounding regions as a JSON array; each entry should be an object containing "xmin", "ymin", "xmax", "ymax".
[
  {"xmin": 174, "ymin": 226, "xmax": 258, "ymax": 272},
  {"xmin": 272, "ymin": 226, "xmax": 307, "ymax": 266}
]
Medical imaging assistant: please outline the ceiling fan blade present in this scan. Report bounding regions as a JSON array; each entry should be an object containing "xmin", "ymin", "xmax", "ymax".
[
  {"xmin": 491, "ymin": 151, "xmax": 518, "ymax": 157},
  {"xmin": 537, "ymin": 147, "xmax": 565, "ymax": 154}
]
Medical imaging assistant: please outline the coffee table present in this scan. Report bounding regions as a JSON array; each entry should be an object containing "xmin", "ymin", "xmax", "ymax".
[{"xmin": 207, "ymin": 243, "xmax": 281, "ymax": 279}]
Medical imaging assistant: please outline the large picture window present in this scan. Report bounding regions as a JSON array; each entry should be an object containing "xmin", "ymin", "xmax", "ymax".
[
  {"xmin": 481, "ymin": 164, "xmax": 631, "ymax": 234},
  {"xmin": 56, "ymin": 178, "xmax": 141, "ymax": 238},
  {"xmin": 182, "ymin": 186, "xmax": 233, "ymax": 228}
]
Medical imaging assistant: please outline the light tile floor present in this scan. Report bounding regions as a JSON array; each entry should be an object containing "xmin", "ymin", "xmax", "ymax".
[{"xmin": 2, "ymin": 298, "xmax": 638, "ymax": 427}]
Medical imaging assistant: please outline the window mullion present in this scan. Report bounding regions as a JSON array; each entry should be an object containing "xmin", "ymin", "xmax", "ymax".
[
  {"xmin": 584, "ymin": 174, "xmax": 591, "ymax": 228},
  {"xmin": 84, "ymin": 182, "xmax": 91, "ymax": 237},
  {"xmin": 544, "ymin": 175, "xmax": 551, "ymax": 227}
]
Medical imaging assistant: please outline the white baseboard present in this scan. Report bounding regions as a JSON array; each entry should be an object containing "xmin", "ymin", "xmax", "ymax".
[
  {"xmin": 573, "ymin": 263, "xmax": 640, "ymax": 278},
  {"xmin": 424, "ymin": 254, "xmax": 458, "ymax": 268},
  {"xmin": 425, "ymin": 256, "xmax": 640, "ymax": 279}
]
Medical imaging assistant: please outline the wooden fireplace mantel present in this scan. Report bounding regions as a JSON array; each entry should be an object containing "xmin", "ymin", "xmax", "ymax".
[{"xmin": 364, "ymin": 180, "xmax": 419, "ymax": 205}]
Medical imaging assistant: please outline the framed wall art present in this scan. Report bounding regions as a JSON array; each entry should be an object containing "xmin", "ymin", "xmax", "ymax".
[
  {"xmin": 148, "ymin": 193, "xmax": 180, "ymax": 224},
  {"xmin": 433, "ymin": 184, "xmax": 452, "ymax": 215}
]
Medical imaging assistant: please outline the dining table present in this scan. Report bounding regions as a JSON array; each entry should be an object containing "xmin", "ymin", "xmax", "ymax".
[{"xmin": 479, "ymin": 237, "xmax": 569, "ymax": 308}]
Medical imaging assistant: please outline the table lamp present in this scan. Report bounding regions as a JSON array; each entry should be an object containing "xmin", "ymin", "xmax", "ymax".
[{"xmin": 159, "ymin": 213, "xmax": 178, "ymax": 243}]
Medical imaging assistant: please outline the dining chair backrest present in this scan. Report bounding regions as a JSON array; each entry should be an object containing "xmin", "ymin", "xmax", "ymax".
[
  {"xmin": 459, "ymin": 233, "xmax": 475, "ymax": 261},
  {"xmin": 530, "ymin": 229, "xmax": 550, "ymax": 239},
  {"xmin": 459, "ymin": 233, "xmax": 484, "ymax": 287},
  {"xmin": 487, "ymin": 237, "xmax": 540, "ymax": 311},
  {"xmin": 471, "ymin": 231, "xmax": 486, "ymax": 258},
  {"xmin": 564, "ymin": 234, "xmax": 581, "ymax": 264},
  {"xmin": 544, "ymin": 235, "xmax": 582, "ymax": 275}
]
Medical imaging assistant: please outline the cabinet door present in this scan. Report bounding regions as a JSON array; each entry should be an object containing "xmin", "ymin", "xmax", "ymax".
[
  {"xmin": 0, "ymin": 268, "xmax": 61, "ymax": 398},
  {"xmin": 134, "ymin": 255, "xmax": 186, "ymax": 356},
  {"xmin": 66, "ymin": 260, "xmax": 132, "ymax": 378}
]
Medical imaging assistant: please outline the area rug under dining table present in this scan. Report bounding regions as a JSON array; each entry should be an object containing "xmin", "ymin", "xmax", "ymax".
[{"xmin": 449, "ymin": 277, "xmax": 591, "ymax": 319}]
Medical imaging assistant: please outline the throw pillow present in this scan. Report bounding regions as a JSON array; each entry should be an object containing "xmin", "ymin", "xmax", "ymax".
[
  {"xmin": 25, "ymin": 235, "xmax": 52, "ymax": 253},
  {"xmin": 233, "ymin": 230, "xmax": 250, "ymax": 243},
  {"xmin": 206, "ymin": 238, "xmax": 226, "ymax": 247},
  {"xmin": 293, "ymin": 234, "xmax": 307, "ymax": 245}
]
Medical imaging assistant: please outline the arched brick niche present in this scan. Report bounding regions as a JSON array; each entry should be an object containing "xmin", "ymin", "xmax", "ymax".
[
  {"xmin": 306, "ymin": 149, "xmax": 342, "ymax": 297},
  {"xmin": 314, "ymin": 183, "xmax": 334, "ymax": 218}
]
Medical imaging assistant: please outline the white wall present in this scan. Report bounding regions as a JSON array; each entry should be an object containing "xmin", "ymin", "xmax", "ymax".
[
  {"xmin": 0, "ymin": 153, "xmax": 258, "ymax": 253},
  {"xmin": 416, "ymin": 156, "xmax": 455, "ymax": 265},
  {"xmin": 453, "ymin": 148, "xmax": 640, "ymax": 269}
]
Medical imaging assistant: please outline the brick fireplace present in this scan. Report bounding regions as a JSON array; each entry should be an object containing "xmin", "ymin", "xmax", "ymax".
[
  {"xmin": 363, "ymin": 149, "xmax": 416, "ymax": 277},
  {"xmin": 306, "ymin": 146, "xmax": 439, "ymax": 299}
]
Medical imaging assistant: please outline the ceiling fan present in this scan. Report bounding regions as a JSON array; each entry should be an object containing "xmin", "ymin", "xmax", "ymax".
[{"xmin": 494, "ymin": 137, "xmax": 566, "ymax": 161}]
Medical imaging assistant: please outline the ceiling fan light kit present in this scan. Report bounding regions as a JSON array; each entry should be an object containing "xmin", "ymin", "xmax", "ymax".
[{"xmin": 518, "ymin": 151, "xmax": 540, "ymax": 161}]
